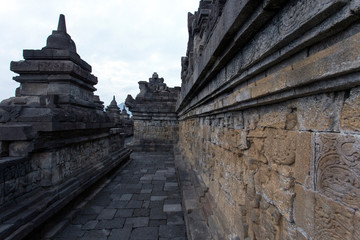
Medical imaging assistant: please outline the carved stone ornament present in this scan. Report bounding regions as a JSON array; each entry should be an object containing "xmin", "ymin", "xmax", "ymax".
[{"xmin": 315, "ymin": 133, "xmax": 360, "ymax": 209}]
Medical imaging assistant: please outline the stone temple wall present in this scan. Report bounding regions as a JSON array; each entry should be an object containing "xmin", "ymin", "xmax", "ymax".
[
  {"xmin": 126, "ymin": 73, "xmax": 180, "ymax": 151},
  {"xmin": 177, "ymin": 0, "xmax": 360, "ymax": 239},
  {"xmin": 0, "ymin": 15, "xmax": 132, "ymax": 239}
]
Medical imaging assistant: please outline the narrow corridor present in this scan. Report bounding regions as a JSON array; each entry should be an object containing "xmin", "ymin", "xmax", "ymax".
[{"xmin": 53, "ymin": 151, "xmax": 186, "ymax": 240}]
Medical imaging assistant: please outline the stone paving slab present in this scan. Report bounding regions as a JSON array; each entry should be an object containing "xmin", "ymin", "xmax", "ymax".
[{"xmin": 53, "ymin": 151, "xmax": 186, "ymax": 240}]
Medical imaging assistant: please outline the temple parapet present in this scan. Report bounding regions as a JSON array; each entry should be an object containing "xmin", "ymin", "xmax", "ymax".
[
  {"xmin": 125, "ymin": 72, "xmax": 180, "ymax": 151},
  {"xmin": 0, "ymin": 15, "xmax": 131, "ymax": 239}
]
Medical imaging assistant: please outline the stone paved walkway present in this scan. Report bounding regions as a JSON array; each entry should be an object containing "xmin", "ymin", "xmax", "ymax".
[{"xmin": 53, "ymin": 152, "xmax": 186, "ymax": 240}]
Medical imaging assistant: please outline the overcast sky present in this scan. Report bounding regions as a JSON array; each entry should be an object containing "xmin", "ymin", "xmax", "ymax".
[{"xmin": 0, "ymin": 0, "xmax": 199, "ymax": 106}]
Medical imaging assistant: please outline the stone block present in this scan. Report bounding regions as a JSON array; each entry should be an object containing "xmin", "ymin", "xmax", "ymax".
[
  {"xmin": 130, "ymin": 227, "xmax": 158, "ymax": 240},
  {"xmin": 115, "ymin": 209, "xmax": 133, "ymax": 218},
  {"xmin": 286, "ymin": 30, "xmax": 360, "ymax": 88},
  {"xmin": 341, "ymin": 86, "xmax": 360, "ymax": 133},
  {"xmin": 108, "ymin": 225, "xmax": 132, "ymax": 240},
  {"xmin": 32, "ymin": 152, "xmax": 55, "ymax": 170},
  {"xmin": 150, "ymin": 196, "xmax": 167, "ymax": 201},
  {"xmin": 17, "ymin": 108, "xmax": 53, "ymax": 122},
  {"xmin": 294, "ymin": 131, "xmax": 313, "ymax": 187},
  {"xmin": 150, "ymin": 207, "xmax": 166, "ymax": 220},
  {"xmin": 258, "ymin": 203, "xmax": 282, "ymax": 240},
  {"xmin": 159, "ymin": 225, "xmax": 186, "ymax": 238},
  {"xmin": 278, "ymin": 218, "xmax": 296, "ymax": 240},
  {"xmin": 125, "ymin": 217, "xmax": 149, "ymax": 228},
  {"xmin": 314, "ymin": 133, "xmax": 360, "ymax": 210},
  {"xmin": 40, "ymin": 168, "xmax": 52, "ymax": 187},
  {"xmin": 0, "ymin": 125, "xmax": 34, "ymax": 141},
  {"xmin": 80, "ymin": 229, "xmax": 110, "ymax": 240},
  {"xmin": 0, "ymin": 141, "xmax": 9, "ymax": 157},
  {"xmin": 47, "ymin": 82, "xmax": 70, "ymax": 95},
  {"xmin": 263, "ymin": 128, "xmax": 297, "ymax": 166},
  {"xmin": 163, "ymin": 204, "xmax": 182, "ymax": 212},
  {"xmin": 257, "ymin": 104, "xmax": 288, "ymax": 129},
  {"xmin": 188, "ymin": 219, "xmax": 212, "ymax": 240},
  {"xmin": 250, "ymin": 72, "xmax": 287, "ymax": 100},
  {"xmin": 19, "ymin": 82, "xmax": 48, "ymax": 96},
  {"xmin": 9, "ymin": 141, "xmax": 33, "ymax": 157},
  {"xmin": 97, "ymin": 208, "xmax": 117, "ymax": 220},
  {"xmin": 81, "ymin": 220, "xmax": 98, "ymax": 230},
  {"xmin": 314, "ymin": 194, "xmax": 354, "ymax": 240},
  {"xmin": 354, "ymin": 211, "xmax": 360, "ymax": 240},
  {"xmin": 10, "ymin": 60, "xmax": 39, "ymax": 73},
  {"xmin": 119, "ymin": 194, "xmax": 133, "ymax": 201},
  {"xmin": 254, "ymin": 167, "xmax": 295, "ymax": 222},
  {"xmin": 294, "ymin": 184, "xmax": 315, "ymax": 239},
  {"xmin": 55, "ymin": 224, "xmax": 84, "ymax": 238},
  {"xmin": 297, "ymin": 93, "xmax": 343, "ymax": 132}
]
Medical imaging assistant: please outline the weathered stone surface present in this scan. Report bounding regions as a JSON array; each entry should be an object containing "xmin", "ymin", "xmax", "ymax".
[
  {"xmin": 0, "ymin": 14, "xmax": 132, "ymax": 240},
  {"xmin": 9, "ymin": 141, "xmax": 33, "ymax": 157},
  {"xmin": 294, "ymin": 184, "xmax": 315, "ymax": 239},
  {"xmin": 177, "ymin": 0, "xmax": 360, "ymax": 239},
  {"xmin": 0, "ymin": 125, "xmax": 34, "ymax": 141},
  {"xmin": 341, "ymin": 87, "xmax": 360, "ymax": 133},
  {"xmin": 0, "ymin": 141, "xmax": 8, "ymax": 157},
  {"xmin": 126, "ymin": 73, "xmax": 180, "ymax": 151},
  {"xmin": 354, "ymin": 211, "xmax": 360, "ymax": 240},
  {"xmin": 314, "ymin": 194, "xmax": 354, "ymax": 240},
  {"xmin": 44, "ymin": 14, "xmax": 76, "ymax": 52},
  {"xmin": 315, "ymin": 133, "xmax": 360, "ymax": 210},
  {"xmin": 2, "ymin": 0, "xmax": 360, "ymax": 239},
  {"xmin": 294, "ymin": 131, "xmax": 313, "ymax": 187},
  {"xmin": 296, "ymin": 93, "xmax": 343, "ymax": 132}
]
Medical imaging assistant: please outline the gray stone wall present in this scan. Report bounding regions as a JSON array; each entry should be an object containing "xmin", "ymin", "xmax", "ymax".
[
  {"xmin": 126, "ymin": 73, "xmax": 180, "ymax": 151},
  {"xmin": 177, "ymin": 1, "xmax": 360, "ymax": 239},
  {"xmin": 0, "ymin": 130, "xmax": 126, "ymax": 204},
  {"xmin": 133, "ymin": 120, "xmax": 179, "ymax": 145}
]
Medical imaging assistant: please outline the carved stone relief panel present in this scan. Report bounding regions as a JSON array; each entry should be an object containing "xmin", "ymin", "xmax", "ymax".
[
  {"xmin": 315, "ymin": 133, "xmax": 360, "ymax": 209},
  {"xmin": 314, "ymin": 194, "xmax": 354, "ymax": 240}
]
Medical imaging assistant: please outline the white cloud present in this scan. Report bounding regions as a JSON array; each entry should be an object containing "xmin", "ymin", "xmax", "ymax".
[{"xmin": 0, "ymin": 0, "xmax": 199, "ymax": 106}]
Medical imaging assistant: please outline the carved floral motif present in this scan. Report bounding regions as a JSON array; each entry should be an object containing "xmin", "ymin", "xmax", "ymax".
[{"xmin": 315, "ymin": 134, "xmax": 360, "ymax": 209}]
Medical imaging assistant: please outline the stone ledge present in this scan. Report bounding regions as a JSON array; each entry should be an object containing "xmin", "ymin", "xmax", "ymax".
[
  {"xmin": 178, "ymin": 1, "xmax": 358, "ymax": 115},
  {"xmin": 0, "ymin": 125, "xmax": 34, "ymax": 141},
  {"xmin": 173, "ymin": 149, "xmax": 213, "ymax": 240},
  {"xmin": 127, "ymin": 142, "xmax": 175, "ymax": 152},
  {"xmin": 23, "ymin": 49, "xmax": 92, "ymax": 72},
  {"xmin": 178, "ymin": 31, "xmax": 360, "ymax": 119}
]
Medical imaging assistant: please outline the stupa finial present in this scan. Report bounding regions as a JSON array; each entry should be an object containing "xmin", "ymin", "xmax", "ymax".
[{"xmin": 57, "ymin": 14, "xmax": 67, "ymax": 33}]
